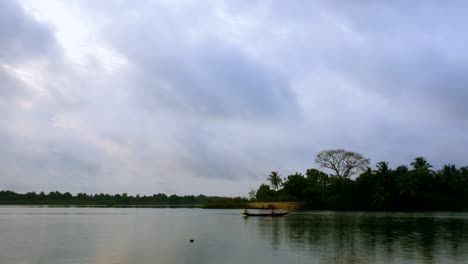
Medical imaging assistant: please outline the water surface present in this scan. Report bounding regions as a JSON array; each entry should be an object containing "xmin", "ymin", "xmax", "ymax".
[{"xmin": 1, "ymin": 207, "xmax": 467, "ymax": 264}]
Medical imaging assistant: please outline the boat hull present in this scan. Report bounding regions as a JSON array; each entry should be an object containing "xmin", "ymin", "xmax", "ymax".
[{"xmin": 242, "ymin": 212, "xmax": 288, "ymax": 217}]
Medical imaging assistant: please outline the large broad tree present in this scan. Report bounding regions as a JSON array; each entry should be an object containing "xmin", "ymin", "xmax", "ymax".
[
  {"xmin": 283, "ymin": 173, "xmax": 307, "ymax": 201},
  {"xmin": 256, "ymin": 184, "xmax": 275, "ymax": 201},
  {"xmin": 268, "ymin": 171, "xmax": 283, "ymax": 191},
  {"xmin": 315, "ymin": 149, "xmax": 370, "ymax": 180}
]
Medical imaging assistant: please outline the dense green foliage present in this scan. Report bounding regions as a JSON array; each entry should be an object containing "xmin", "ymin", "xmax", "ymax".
[
  {"xmin": 253, "ymin": 154, "xmax": 468, "ymax": 211},
  {"xmin": 0, "ymin": 191, "xmax": 248, "ymax": 207}
]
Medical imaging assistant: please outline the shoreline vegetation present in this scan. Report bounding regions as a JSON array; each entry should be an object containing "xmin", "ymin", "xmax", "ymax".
[
  {"xmin": 1, "ymin": 149, "xmax": 467, "ymax": 211},
  {"xmin": 0, "ymin": 191, "xmax": 250, "ymax": 209},
  {"xmin": 251, "ymin": 149, "xmax": 468, "ymax": 211},
  {"xmin": 0, "ymin": 196, "xmax": 297, "ymax": 210},
  {"xmin": 0, "ymin": 191, "xmax": 297, "ymax": 210}
]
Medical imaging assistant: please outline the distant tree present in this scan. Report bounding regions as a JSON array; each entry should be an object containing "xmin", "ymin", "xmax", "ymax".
[
  {"xmin": 370, "ymin": 161, "xmax": 392, "ymax": 210},
  {"xmin": 248, "ymin": 188, "xmax": 257, "ymax": 201},
  {"xmin": 405, "ymin": 157, "xmax": 435, "ymax": 209},
  {"xmin": 39, "ymin": 191, "xmax": 47, "ymax": 200},
  {"xmin": 376, "ymin": 161, "xmax": 389, "ymax": 175},
  {"xmin": 62, "ymin": 192, "xmax": 72, "ymax": 200},
  {"xmin": 372, "ymin": 185, "xmax": 391, "ymax": 210},
  {"xmin": 411, "ymin": 157, "xmax": 433, "ymax": 172},
  {"xmin": 268, "ymin": 171, "xmax": 283, "ymax": 191},
  {"xmin": 303, "ymin": 169, "xmax": 329, "ymax": 208},
  {"xmin": 305, "ymin": 168, "xmax": 329, "ymax": 189},
  {"xmin": 256, "ymin": 184, "xmax": 275, "ymax": 201},
  {"xmin": 395, "ymin": 165, "xmax": 409, "ymax": 174},
  {"xmin": 438, "ymin": 165, "xmax": 459, "ymax": 189},
  {"xmin": 283, "ymin": 173, "xmax": 308, "ymax": 201},
  {"xmin": 168, "ymin": 194, "xmax": 180, "ymax": 204},
  {"xmin": 355, "ymin": 168, "xmax": 377, "ymax": 209},
  {"xmin": 396, "ymin": 172, "xmax": 418, "ymax": 198},
  {"xmin": 315, "ymin": 149, "xmax": 370, "ymax": 180},
  {"xmin": 21, "ymin": 192, "xmax": 36, "ymax": 203},
  {"xmin": 375, "ymin": 162, "xmax": 394, "ymax": 190}
]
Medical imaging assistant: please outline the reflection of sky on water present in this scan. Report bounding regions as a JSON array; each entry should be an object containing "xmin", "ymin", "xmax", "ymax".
[{"xmin": 1, "ymin": 208, "xmax": 468, "ymax": 264}]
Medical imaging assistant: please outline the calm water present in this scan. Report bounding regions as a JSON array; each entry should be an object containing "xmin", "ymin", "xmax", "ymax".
[{"xmin": 1, "ymin": 207, "xmax": 467, "ymax": 264}]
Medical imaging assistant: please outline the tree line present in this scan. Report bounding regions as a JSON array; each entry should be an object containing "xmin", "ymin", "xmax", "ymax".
[
  {"xmin": 0, "ymin": 190, "xmax": 248, "ymax": 207},
  {"xmin": 253, "ymin": 149, "xmax": 468, "ymax": 211},
  {"xmin": 2, "ymin": 148, "xmax": 466, "ymax": 210}
]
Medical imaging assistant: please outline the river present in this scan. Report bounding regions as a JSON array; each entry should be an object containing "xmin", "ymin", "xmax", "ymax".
[{"xmin": 1, "ymin": 207, "xmax": 467, "ymax": 263}]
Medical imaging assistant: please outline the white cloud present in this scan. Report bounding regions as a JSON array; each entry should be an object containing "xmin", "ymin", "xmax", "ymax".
[{"xmin": 20, "ymin": 0, "xmax": 127, "ymax": 72}]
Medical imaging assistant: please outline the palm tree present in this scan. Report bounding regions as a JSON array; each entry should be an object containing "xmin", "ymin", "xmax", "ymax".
[
  {"xmin": 395, "ymin": 165, "xmax": 409, "ymax": 174},
  {"xmin": 376, "ymin": 161, "xmax": 389, "ymax": 174},
  {"xmin": 248, "ymin": 188, "xmax": 257, "ymax": 201},
  {"xmin": 268, "ymin": 171, "xmax": 283, "ymax": 191},
  {"xmin": 396, "ymin": 173, "xmax": 418, "ymax": 197},
  {"xmin": 373, "ymin": 161, "xmax": 391, "ymax": 210},
  {"xmin": 372, "ymin": 185, "xmax": 391, "ymax": 210},
  {"xmin": 440, "ymin": 164, "xmax": 459, "ymax": 190},
  {"xmin": 411, "ymin": 157, "xmax": 433, "ymax": 171}
]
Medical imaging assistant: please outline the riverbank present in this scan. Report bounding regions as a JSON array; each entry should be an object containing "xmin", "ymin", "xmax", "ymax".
[
  {"xmin": 0, "ymin": 202, "xmax": 245, "ymax": 209},
  {"xmin": 0, "ymin": 203, "xmax": 205, "ymax": 208},
  {"xmin": 0, "ymin": 202, "xmax": 300, "ymax": 210},
  {"xmin": 202, "ymin": 201, "xmax": 300, "ymax": 209},
  {"xmin": 247, "ymin": 202, "xmax": 299, "ymax": 210}
]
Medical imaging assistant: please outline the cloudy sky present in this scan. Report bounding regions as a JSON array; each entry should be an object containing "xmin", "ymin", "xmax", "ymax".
[{"xmin": 1, "ymin": 0, "xmax": 467, "ymax": 196}]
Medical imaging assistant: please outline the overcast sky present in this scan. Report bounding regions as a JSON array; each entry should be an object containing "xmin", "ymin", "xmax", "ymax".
[{"xmin": 1, "ymin": 0, "xmax": 467, "ymax": 196}]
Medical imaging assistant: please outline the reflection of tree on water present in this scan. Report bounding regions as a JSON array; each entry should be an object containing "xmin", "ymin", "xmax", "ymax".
[
  {"xmin": 360, "ymin": 214, "xmax": 466, "ymax": 263},
  {"xmin": 255, "ymin": 217, "xmax": 285, "ymax": 252},
  {"xmin": 446, "ymin": 218, "xmax": 466, "ymax": 252},
  {"xmin": 271, "ymin": 218, "xmax": 282, "ymax": 253},
  {"xmin": 293, "ymin": 213, "xmax": 363, "ymax": 264},
  {"xmin": 255, "ymin": 212, "xmax": 468, "ymax": 263}
]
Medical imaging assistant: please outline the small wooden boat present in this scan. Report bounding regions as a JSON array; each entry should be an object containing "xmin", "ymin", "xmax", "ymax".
[{"xmin": 242, "ymin": 212, "xmax": 289, "ymax": 217}]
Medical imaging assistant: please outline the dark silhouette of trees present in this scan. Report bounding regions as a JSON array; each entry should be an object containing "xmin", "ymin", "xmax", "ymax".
[
  {"xmin": 0, "ymin": 190, "xmax": 247, "ymax": 207},
  {"xmin": 256, "ymin": 184, "xmax": 275, "ymax": 201},
  {"xmin": 1, "ymin": 150, "xmax": 467, "ymax": 211},
  {"xmin": 411, "ymin": 157, "xmax": 433, "ymax": 171},
  {"xmin": 253, "ymin": 151, "xmax": 468, "ymax": 211},
  {"xmin": 371, "ymin": 162, "xmax": 392, "ymax": 210},
  {"xmin": 282, "ymin": 173, "xmax": 307, "ymax": 201}
]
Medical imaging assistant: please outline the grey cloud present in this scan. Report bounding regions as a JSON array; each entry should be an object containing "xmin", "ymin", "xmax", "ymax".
[
  {"xmin": 85, "ymin": 1, "xmax": 299, "ymax": 121},
  {"xmin": 0, "ymin": 129, "xmax": 101, "ymax": 193},
  {"xmin": 80, "ymin": 0, "xmax": 468, "ymax": 171},
  {"xmin": 0, "ymin": 0, "xmax": 56, "ymax": 62},
  {"xmin": 325, "ymin": 2, "xmax": 468, "ymax": 120},
  {"xmin": 131, "ymin": 39, "xmax": 297, "ymax": 120},
  {"xmin": 233, "ymin": 1, "xmax": 468, "ymax": 122},
  {"xmin": 0, "ymin": 70, "xmax": 25, "ymax": 99},
  {"xmin": 2, "ymin": 0, "xmax": 468, "ymax": 196},
  {"xmin": 0, "ymin": 0, "xmax": 104, "ymax": 193},
  {"xmin": 0, "ymin": 0, "xmax": 55, "ymax": 99}
]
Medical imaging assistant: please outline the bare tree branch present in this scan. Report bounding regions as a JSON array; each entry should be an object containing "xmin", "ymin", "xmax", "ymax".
[{"xmin": 315, "ymin": 149, "xmax": 370, "ymax": 180}]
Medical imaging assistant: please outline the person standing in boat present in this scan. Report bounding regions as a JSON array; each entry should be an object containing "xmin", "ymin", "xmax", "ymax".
[{"xmin": 243, "ymin": 208, "xmax": 249, "ymax": 214}]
